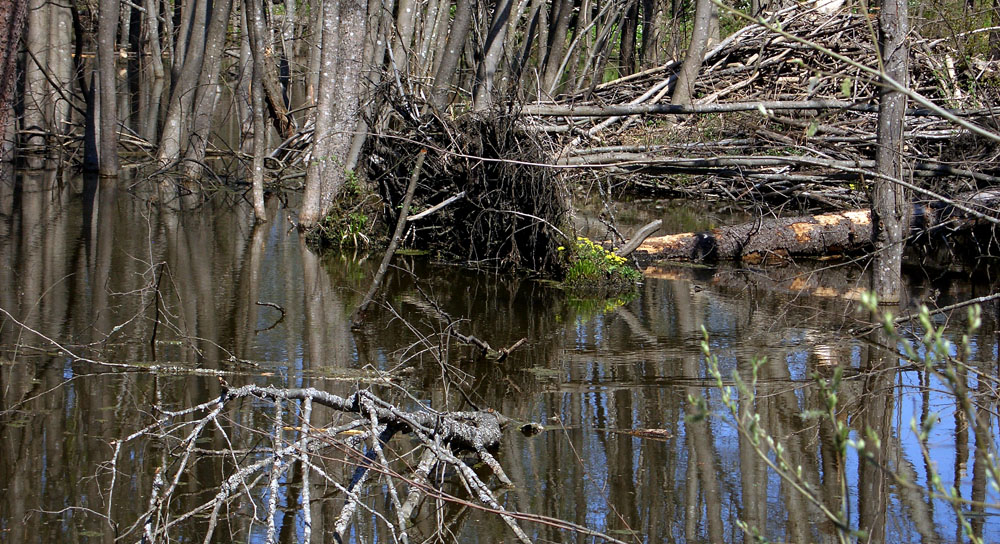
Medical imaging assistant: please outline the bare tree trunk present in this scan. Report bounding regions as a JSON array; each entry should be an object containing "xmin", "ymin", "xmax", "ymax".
[
  {"xmin": 871, "ymin": 0, "xmax": 909, "ymax": 303},
  {"xmin": 98, "ymin": 0, "xmax": 120, "ymax": 175},
  {"xmin": 346, "ymin": 0, "xmax": 394, "ymax": 170},
  {"xmin": 429, "ymin": 0, "xmax": 473, "ymax": 108},
  {"xmin": 0, "ymin": 0, "xmax": 27, "ymax": 143},
  {"xmin": 671, "ymin": 0, "xmax": 713, "ymax": 105},
  {"xmin": 541, "ymin": 0, "xmax": 573, "ymax": 95},
  {"xmin": 48, "ymin": 0, "xmax": 72, "ymax": 137},
  {"xmin": 305, "ymin": 0, "xmax": 321, "ymax": 104},
  {"xmin": 473, "ymin": 0, "xmax": 516, "ymax": 110},
  {"xmin": 417, "ymin": 0, "xmax": 444, "ymax": 77},
  {"xmin": 23, "ymin": 0, "xmax": 50, "ymax": 149},
  {"xmin": 299, "ymin": 0, "xmax": 367, "ymax": 229},
  {"xmin": 245, "ymin": 0, "xmax": 295, "ymax": 139},
  {"xmin": 640, "ymin": 0, "xmax": 660, "ymax": 68},
  {"xmin": 392, "ymin": 0, "xmax": 416, "ymax": 74},
  {"xmin": 182, "ymin": 0, "xmax": 235, "ymax": 178},
  {"xmin": 144, "ymin": 0, "xmax": 164, "ymax": 78},
  {"xmin": 619, "ymin": 0, "xmax": 639, "ymax": 76},
  {"xmin": 158, "ymin": 0, "xmax": 209, "ymax": 164},
  {"xmin": 250, "ymin": 29, "xmax": 267, "ymax": 222}
]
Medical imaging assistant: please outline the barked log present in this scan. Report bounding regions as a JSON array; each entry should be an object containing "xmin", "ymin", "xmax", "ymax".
[{"xmin": 632, "ymin": 189, "xmax": 1000, "ymax": 265}]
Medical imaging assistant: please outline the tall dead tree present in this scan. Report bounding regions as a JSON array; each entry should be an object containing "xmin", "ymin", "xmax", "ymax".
[
  {"xmin": 871, "ymin": 0, "xmax": 909, "ymax": 303},
  {"xmin": 299, "ymin": 0, "xmax": 367, "ymax": 229}
]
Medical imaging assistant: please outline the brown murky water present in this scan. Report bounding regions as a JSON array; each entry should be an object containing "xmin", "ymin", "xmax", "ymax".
[{"xmin": 2, "ymin": 168, "xmax": 999, "ymax": 543}]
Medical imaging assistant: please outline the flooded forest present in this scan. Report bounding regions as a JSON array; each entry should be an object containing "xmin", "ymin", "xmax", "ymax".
[{"xmin": 3, "ymin": 0, "xmax": 1000, "ymax": 541}]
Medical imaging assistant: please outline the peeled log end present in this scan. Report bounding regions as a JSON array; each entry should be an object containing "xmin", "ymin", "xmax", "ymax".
[{"xmin": 634, "ymin": 209, "xmax": 874, "ymax": 265}]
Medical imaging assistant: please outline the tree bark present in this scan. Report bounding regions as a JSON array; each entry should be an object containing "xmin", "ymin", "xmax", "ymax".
[
  {"xmin": 97, "ymin": 0, "xmax": 120, "ymax": 175},
  {"xmin": 0, "ymin": 0, "xmax": 27, "ymax": 143},
  {"xmin": 143, "ymin": 0, "xmax": 164, "ymax": 78},
  {"xmin": 541, "ymin": 0, "xmax": 573, "ymax": 95},
  {"xmin": 871, "ymin": 0, "xmax": 909, "ymax": 303},
  {"xmin": 473, "ymin": 0, "xmax": 516, "ymax": 110},
  {"xmin": 181, "ymin": 0, "xmax": 235, "ymax": 178},
  {"xmin": 250, "ymin": 32, "xmax": 267, "ymax": 222},
  {"xmin": 245, "ymin": 0, "xmax": 295, "ymax": 139},
  {"xmin": 429, "ymin": 0, "xmax": 474, "ymax": 109},
  {"xmin": 157, "ymin": 0, "xmax": 209, "ymax": 164},
  {"xmin": 392, "ymin": 0, "xmax": 416, "ymax": 75},
  {"xmin": 299, "ymin": 0, "xmax": 367, "ymax": 229},
  {"xmin": 619, "ymin": 0, "xmax": 639, "ymax": 76},
  {"xmin": 671, "ymin": 0, "xmax": 714, "ymax": 105}
]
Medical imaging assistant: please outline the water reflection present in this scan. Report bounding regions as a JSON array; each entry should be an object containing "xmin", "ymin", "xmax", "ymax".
[{"xmin": 1, "ymin": 171, "xmax": 999, "ymax": 542}]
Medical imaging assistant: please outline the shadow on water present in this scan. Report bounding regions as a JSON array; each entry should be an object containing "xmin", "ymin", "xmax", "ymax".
[{"xmin": 2, "ymin": 169, "xmax": 1000, "ymax": 542}]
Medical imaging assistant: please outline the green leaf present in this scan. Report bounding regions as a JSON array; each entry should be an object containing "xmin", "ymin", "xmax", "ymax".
[{"xmin": 841, "ymin": 77, "xmax": 853, "ymax": 97}]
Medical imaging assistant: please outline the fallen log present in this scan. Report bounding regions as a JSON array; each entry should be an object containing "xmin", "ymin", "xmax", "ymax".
[
  {"xmin": 522, "ymin": 100, "xmax": 996, "ymax": 118},
  {"xmin": 633, "ymin": 190, "xmax": 1000, "ymax": 265}
]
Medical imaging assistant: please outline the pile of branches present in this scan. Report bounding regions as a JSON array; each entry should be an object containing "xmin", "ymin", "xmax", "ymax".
[
  {"xmin": 522, "ymin": 5, "xmax": 1000, "ymax": 209},
  {"xmin": 114, "ymin": 384, "xmax": 547, "ymax": 543},
  {"xmin": 366, "ymin": 109, "xmax": 569, "ymax": 273}
]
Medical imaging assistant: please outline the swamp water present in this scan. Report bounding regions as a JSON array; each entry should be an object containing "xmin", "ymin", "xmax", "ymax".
[{"xmin": 2, "ymin": 169, "xmax": 1000, "ymax": 543}]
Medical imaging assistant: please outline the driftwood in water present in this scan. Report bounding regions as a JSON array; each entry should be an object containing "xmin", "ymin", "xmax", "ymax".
[{"xmin": 633, "ymin": 190, "xmax": 1000, "ymax": 265}]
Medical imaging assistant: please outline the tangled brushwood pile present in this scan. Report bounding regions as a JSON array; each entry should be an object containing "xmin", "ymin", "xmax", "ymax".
[
  {"xmin": 366, "ymin": 111, "xmax": 569, "ymax": 273},
  {"xmin": 522, "ymin": 5, "xmax": 1000, "ymax": 209}
]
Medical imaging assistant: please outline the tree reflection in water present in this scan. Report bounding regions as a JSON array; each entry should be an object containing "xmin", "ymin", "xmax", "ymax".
[{"xmin": 2, "ymin": 172, "xmax": 999, "ymax": 542}]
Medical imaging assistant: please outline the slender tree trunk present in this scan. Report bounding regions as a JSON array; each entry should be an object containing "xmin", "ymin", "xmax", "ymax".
[
  {"xmin": 418, "ymin": 0, "xmax": 443, "ymax": 77},
  {"xmin": 182, "ymin": 0, "xmax": 235, "ymax": 178},
  {"xmin": 871, "ymin": 0, "xmax": 909, "ymax": 303},
  {"xmin": 237, "ymin": 7, "xmax": 253, "ymax": 153},
  {"xmin": 0, "ymin": 0, "xmax": 28, "ymax": 143},
  {"xmin": 473, "ymin": 0, "xmax": 516, "ymax": 110},
  {"xmin": 392, "ymin": 0, "xmax": 416, "ymax": 74},
  {"xmin": 48, "ymin": 0, "xmax": 72, "ymax": 136},
  {"xmin": 98, "ymin": 0, "xmax": 120, "ymax": 175},
  {"xmin": 245, "ymin": 0, "xmax": 295, "ymax": 139},
  {"xmin": 620, "ymin": 0, "xmax": 639, "ymax": 76},
  {"xmin": 299, "ymin": 0, "xmax": 367, "ymax": 229},
  {"xmin": 640, "ymin": 0, "xmax": 660, "ymax": 68},
  {"xmin": 158, "ymin": 0, "xmax": 209, "ymax": 164},
  {"xmin": 305, "ymin": 0, "xmax": 321, "ymax": 104},
  {"xmin": 541, "ymin": 0, "xmax": 573, "ymax": 95},
  {"xmin": 144, "ymin": 0, "xmax": 165, "ymax": 78},
  {"xmin": 429, "ymin": 0, "xmax": 473, "ymax": 108},
  {"xmin": 671, "ymin": 0, "xmax": 713, "ymax": 105},
  {"xmin": 346, "ymin": 0, "xmax": 394, "ymax": 170},
  {"xmin": 250, "ymin": 33, "xmax": 267, "ymax": 221},
  {"xmin": 23, "ymin": 0, "xmax": 50, "ymax": 148}
]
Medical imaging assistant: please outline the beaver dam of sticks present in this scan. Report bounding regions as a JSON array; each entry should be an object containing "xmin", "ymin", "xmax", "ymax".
[{"xmin": 286, "ymin": 5, "xmax": 999, "ymax": 271}]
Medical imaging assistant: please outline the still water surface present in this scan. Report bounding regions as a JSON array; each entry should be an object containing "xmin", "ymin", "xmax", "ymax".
[{"xmin": 2, "ymin": 169, "xmax": 999, "ymax": 543}]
